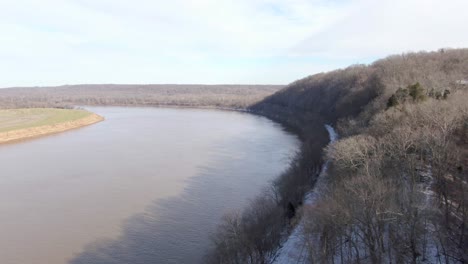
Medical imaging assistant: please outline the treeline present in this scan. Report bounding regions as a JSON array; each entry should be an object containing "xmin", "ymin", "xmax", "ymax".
[
  {"xmin": 0, "ymin": 84, "xmax": 283, "ymax": 109},
  {"xmin": 207, "ymin": 48, "xmax": 468, "ymax": 263}
]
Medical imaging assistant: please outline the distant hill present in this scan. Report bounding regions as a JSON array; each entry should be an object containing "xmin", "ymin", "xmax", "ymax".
[{"xmin": 0, "ymin": 84, "xmax": 283, "ymax": 109}]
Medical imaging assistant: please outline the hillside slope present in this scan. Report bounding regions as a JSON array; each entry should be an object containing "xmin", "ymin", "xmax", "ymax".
[
  {"xmin": 209, "ymin": 48, "xmax": 468, "ymax": 263},
  {"xmin": 252, "ymin": 48, "xmax": 467, "ymax": 131}
]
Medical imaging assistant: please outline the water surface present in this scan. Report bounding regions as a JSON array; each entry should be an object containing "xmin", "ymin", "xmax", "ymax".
[{"xmin": 0, "ymin": 107, "xmax": 299, "ymax": 264}]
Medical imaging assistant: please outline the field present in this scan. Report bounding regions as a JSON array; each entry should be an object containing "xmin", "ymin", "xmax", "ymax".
[{"xmin": 0, "ymin": 108, "xmax": 93, "ymax": 133}]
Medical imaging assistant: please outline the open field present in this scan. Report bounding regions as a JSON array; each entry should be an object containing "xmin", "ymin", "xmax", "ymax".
[
  {"xmin": 0, "ymin": 108, "xmax": 93, "ymax": 133},
  {"xmin": 0, "ymin": 108, "xmax": 103, "ymax": 143}
]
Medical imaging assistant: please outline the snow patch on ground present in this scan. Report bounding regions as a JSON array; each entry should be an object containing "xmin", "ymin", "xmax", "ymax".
[{"xmin": 418, "ymin": 164, "xmax": 441, "ymax": 263}]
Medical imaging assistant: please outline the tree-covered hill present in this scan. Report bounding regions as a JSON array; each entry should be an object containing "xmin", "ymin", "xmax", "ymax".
[{"xmin": 209, "ymin": 49, "xmax": 468, "ymax": 263}]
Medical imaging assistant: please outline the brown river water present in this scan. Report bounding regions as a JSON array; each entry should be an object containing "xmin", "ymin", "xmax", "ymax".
[{"xmin": 0, "ymin": 107, "xmax": 299, "ymax": 264}]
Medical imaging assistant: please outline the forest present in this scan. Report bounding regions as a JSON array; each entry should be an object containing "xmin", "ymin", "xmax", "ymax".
[
  {"xmin": 207, "ymin": 48, "xmax": 468, "ymax": 263},
  {"xmin": 0, "ymin": 84, "xmax": 282, "ymax": 110}
]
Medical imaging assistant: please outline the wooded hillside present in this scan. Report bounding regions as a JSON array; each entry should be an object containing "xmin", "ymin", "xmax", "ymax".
[
  {"xmin": 209, "ymin": 48, "xmax": 468, "ymax": 263},
  {"xmin": 252, "ymin": 48, "xmax": 467, "ymax": 130}
]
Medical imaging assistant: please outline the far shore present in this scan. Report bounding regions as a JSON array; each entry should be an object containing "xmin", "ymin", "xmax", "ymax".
[{"xmin": 0, "ymin": 112, "xmax": 104, "ymax": 144}]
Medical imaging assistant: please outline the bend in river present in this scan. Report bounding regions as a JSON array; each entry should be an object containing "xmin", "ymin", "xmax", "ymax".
[{"xmin": 0, "ymin": 107, "xmax": 299, "ymax": 264}]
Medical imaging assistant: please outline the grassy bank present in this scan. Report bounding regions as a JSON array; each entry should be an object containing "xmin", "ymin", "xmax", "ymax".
[{"xmin": 0, "ymin": 108, "xmax": 104, "ymax": 143}]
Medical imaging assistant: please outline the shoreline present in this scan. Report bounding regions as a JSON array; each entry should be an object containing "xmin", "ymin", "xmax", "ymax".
[{"xmin": 0, "ymin": 113, "xmax": 104, "ymax": 144}]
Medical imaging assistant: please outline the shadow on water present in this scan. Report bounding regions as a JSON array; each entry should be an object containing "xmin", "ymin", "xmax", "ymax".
[
  {"xmin": 69, "ymin": 170, "xmax": 229, "ymax": 264},
  {"xmin": 69, "ymin": 133, "xmax": 295, "ymax": 264}
]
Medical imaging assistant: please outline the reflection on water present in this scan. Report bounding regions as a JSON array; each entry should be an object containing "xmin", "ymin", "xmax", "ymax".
[{"xmin": 0, "ymin": 107, "xmax": 299, "ymax": 264}]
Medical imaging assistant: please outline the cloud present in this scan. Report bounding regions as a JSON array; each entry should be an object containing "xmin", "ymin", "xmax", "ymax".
[
  {"xmin": 293, "ymin": 0, "xmax": 468, "ymax": 59},
  {"xmin": 0, "ymin": 0, "xmax": 466, "ymax": 87}
]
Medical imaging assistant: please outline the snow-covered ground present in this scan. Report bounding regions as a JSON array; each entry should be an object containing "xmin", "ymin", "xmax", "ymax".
[
  {"xmin": 418, "ymin": 164, "xmax": 441, "ymax": 263},
  {"xmin": 273, "ymin": 125, "xmax": 338, "ymax": 264}
]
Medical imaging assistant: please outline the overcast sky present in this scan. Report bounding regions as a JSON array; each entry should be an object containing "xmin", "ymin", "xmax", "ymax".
[{"xmin": 1, "ymin": 0, "xmax": 467, "ymax": 87}]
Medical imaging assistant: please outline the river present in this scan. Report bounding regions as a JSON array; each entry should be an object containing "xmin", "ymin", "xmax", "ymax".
[{"xmin": 0, "ymin": 107, "xmax": 299, "ymax": 264}]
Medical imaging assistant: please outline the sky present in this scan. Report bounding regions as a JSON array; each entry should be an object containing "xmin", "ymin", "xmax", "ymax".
[{"xmin": 1, "ymin": 0, "xmax": 467, "ymax": 87}]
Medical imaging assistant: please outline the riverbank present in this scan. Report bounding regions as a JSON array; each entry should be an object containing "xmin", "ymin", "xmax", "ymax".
[
  {"xmin": 206, "ymin": 107, "xmax": 331, "ymax": 263},
  {"xmin": 0, "ymin": 109, "xmax": 104, "ymax": 144},
  {"xmin": 273, "ymin": 125, "xmax": 338, "ymax": 263}
]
